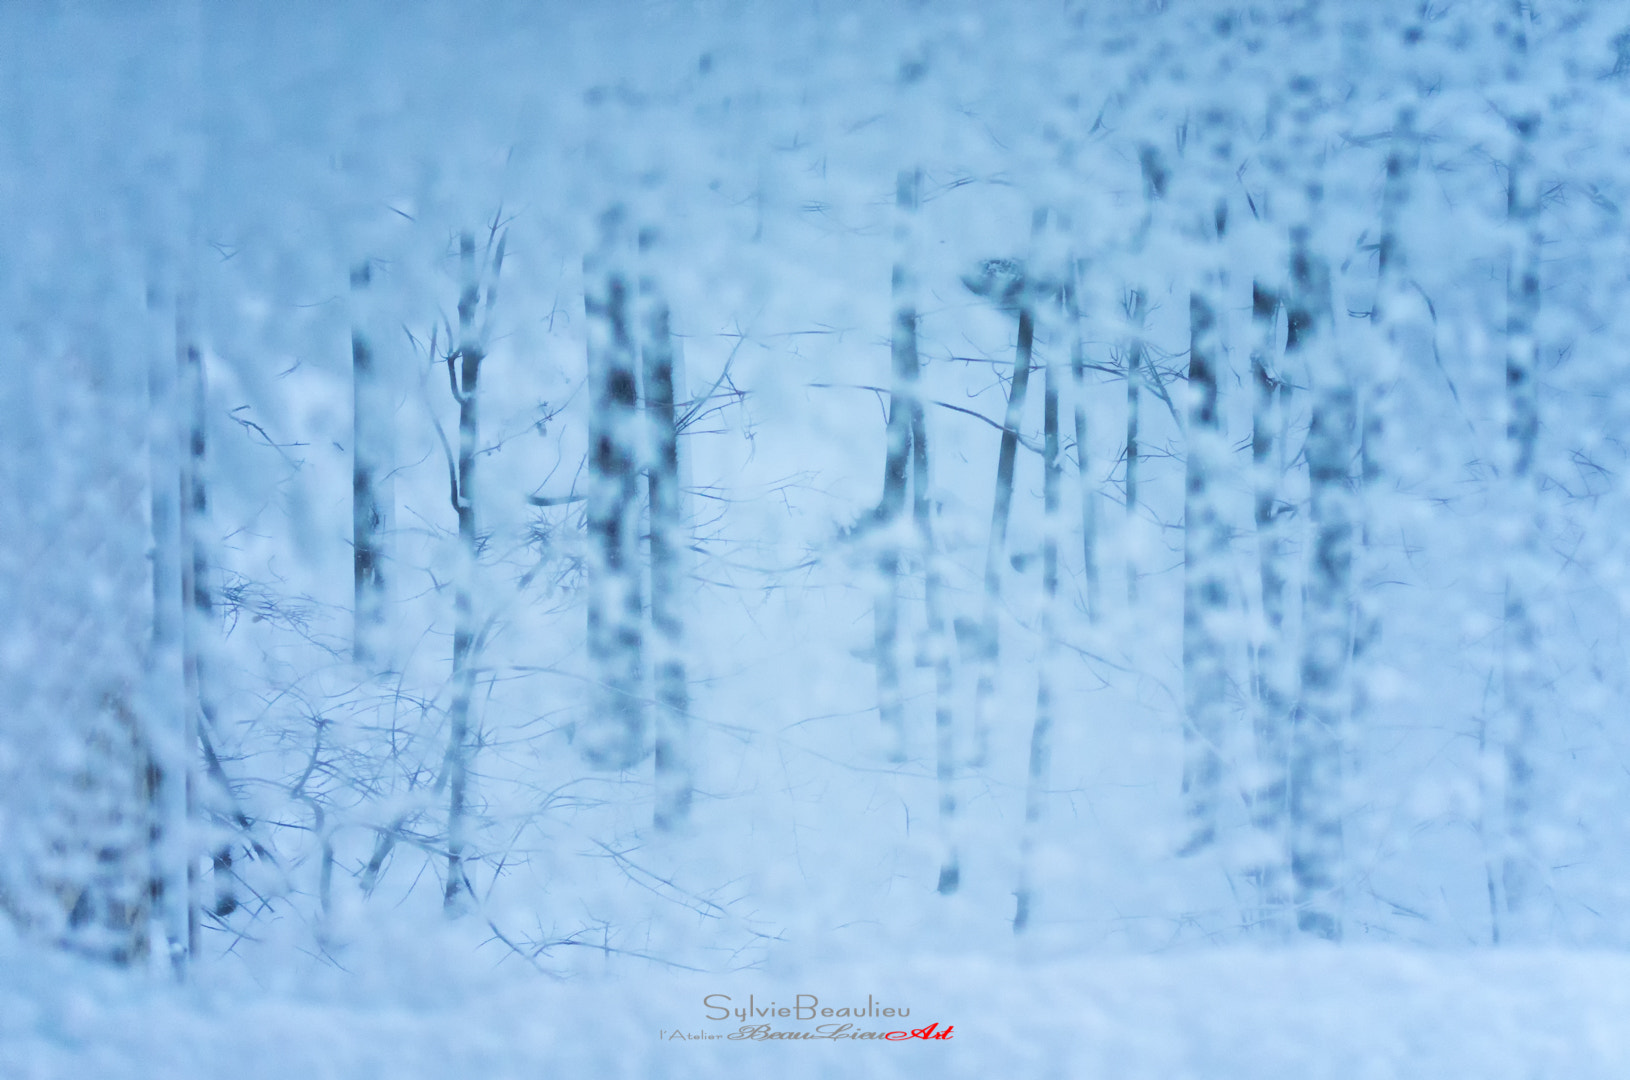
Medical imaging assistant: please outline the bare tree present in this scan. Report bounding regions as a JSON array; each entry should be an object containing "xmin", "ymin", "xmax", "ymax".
[
  {"xmin": 1496, "ymin": 3, "xmax": 1545, "ymax": 939},
  {"xmin": 143, "ymin": 282, "xmax": 187, "ymax": 969},
  {"xmin": 351, "ymin": 259, "xmax": 394, "ymax": 671},
  {"xmin": 444, "ymin": 229, "xmax": 504, "ymax": 913},
  {"xmin": 1121, "ymin": 290, "xmax": 1147, "ymax": 607},
  {"xmin": 870, "ymin": 172, "xmax": 920, "ymax": 764},
  {"xmin": 1180, "ymin": 241, "xmax": 1231, "ymax": 855},
  {"xmin": 581, "ymin": 210, "xmax": 647, "ymax": 772},
  {"xmin": 1123, "ymin": 146, "xmax": 1168, "ymax": 607},
  {"xmin": 1350, "ymin": 103, "xmax": 1417, "ymax": 786},
  {"xmin": 866, "ymin": 170, "xmax": 959, "ymax": 890},
  {"xmin": 1286, "ymin": 228, "xmax": 1351, "ymax": 941},
  {"xmin": 1015, "ymin": 247, "xmax": 1064, "ymax": 932},
  {"xmin": 178, "ymin": 307, "xmax": 228, "ymax": 945},
  {"xmin": 175, "ymin": 0, "xmax": 215, "ymax": 957},
  {"xmin": 917, "ymin": 391, "xmax": 960, "ymax": 895},
  {"xmin": 1065, "ymin": 263, "xmax": 1101, "ymax": 625},
  {"xmin": 639, "ymin": 228, "xmax": 693, "ymax": 831},
  {"xmin": 1249, "ymin": 278, "xmax": 1293, "ymax": 931},
  {"xmin": 142, "ymin": 284, "xmax": 252, "ymax": 966},
  {"xmin": 963, "ymin": 231, "xmax": 1039, "ymax": 767}
]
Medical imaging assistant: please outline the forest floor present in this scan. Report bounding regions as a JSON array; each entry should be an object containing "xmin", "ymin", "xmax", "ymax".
[{"xmin": 4, "ymin": 927, "xmax": 1627, "ymax": 1078}]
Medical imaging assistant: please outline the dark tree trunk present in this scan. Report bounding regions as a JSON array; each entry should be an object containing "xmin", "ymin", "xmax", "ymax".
[
  {"xmin": 1015, "ymin": 288, "xmax": 1062, "ymax": 932},
  {"xmin": 640, "ymin": 229, "xmax": 692, "ymax": 832},
  {"xmin": 582, "ymin": 212, "xmax": 647, "ymax": 774},
  {"xmin": 1249, "ymin": 280, "xmax": 1292, "ymax": 931},
  {"xmin": 1286, "ymin": 232, "xmax": 1352, "ymax": 941},
  {"xmin": 1350, "ymin": 106, "xmax": 1418, "ymax": 813},
  {"xmin": 144, "ymin": 283, "xmax": 184, "ymax": 970},
  {"xmin": 444, "ymin": 230, "xmax": 503, "ymax": 913},
  {"xmin": 914, "ymin": 390, "xmax": 959, "ymax": 896},
  {"xmin": 351, "ymin": 259, "xmax": 393, "ymax": 671},
  {"xmin": 968, "ymin": 239, "xmax": 1038, "ymax": 768},
  {"xmin": 1180, "ymin": 255, "xmax": 1230, "ymax": 857},
  {"xmin": 178, "ymin": 312, "xmax": 223, "ymax": 945},
  {"xmin": 1500, "ymin": 96, "xmax": 1543, "ymax": 936},
  {"xmin": 1123, "ymin": 146, "xmax": 1167, "ymax": 608},
  {"xmin": 1123, "ymin": 290, "xmax": 1146, "ymax": 605},
  {"xmin": 872, "ymin": 171, "xmax": 920, "ymax": 763},
  {"xmin": 1066, "ymin": 271, "xmax": 1100, "ymax": 624}
]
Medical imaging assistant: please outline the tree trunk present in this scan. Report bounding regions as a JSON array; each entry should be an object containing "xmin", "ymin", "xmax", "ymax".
[
  {"xmin": 1015, "ymin": 290, "xmax": 1062, "ymax": 932},
  {"xmin": 1286, "ymin": 231, "xmax": 1352, "ymax": 940},
  {"xmin": 969, "ymin": 234, "xmax": 1039, "ymax": 768},
  {"xmin": 180, "ymin": 301, "xmax": 234, "ymax": 944},
  {"xmin": 178, "ymin": 310, "xmax": 222, "ymax": 949},
  {"xmin": 144, "ymin": 284, "xmax": 185, "ymax": 970},
  {"xmin": 886, "ymin": 180, "xmax": 956, "ymax": 894},
  {"xmin": 640, "ymin": 229, "xmax": 692, "ymax": 832},
  {"xmin": 1249, "ymin": 280, "xmax": 1292, "ymax": 931},
  {"xmin": 1124, "ymin": 147, "xmax": 1167, "ymax": 608},
  {"xmin": 872, "ymin": 171, "xmax": 919, "ymax": 763},
  {"xmin": 1349, "ymin": 105, "xmax": 1418, "ymax": 830},
  {"xmin": 444, "ymin": 230, "xmax": 502, "ymax": 913},
  {"xmin": 1066, "ymin": 269, "xmax": 1101, "ymax": 625},
  {"xmin": 582, "ymin": 211, "xmax": 647, "ymax": 773},
  {"xmin": 1123, "ymin": 289, "xmax": 1146, "ymax": 605},
  {"xmin": 1500, "ymin": 94, "xmax": 1543, "ymax": 937},
  {"xmin": 351, "ymin": 259, "xmax": 394, "ymax": 671},
  {"xmin": 1180, "ymin": 209, "xmax": 1231, "ymax": 856},
  {"xmin": 918, "ymin": 416, "xmax": 960, "ymax": 895}
]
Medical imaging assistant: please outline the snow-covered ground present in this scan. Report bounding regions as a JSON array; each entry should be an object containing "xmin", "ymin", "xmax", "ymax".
[{"xmin": 5, "ymin": 930, "xmax": 1627, "ymax": 1079}]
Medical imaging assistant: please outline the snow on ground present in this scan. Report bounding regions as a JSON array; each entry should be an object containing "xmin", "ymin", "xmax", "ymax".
[{"xmin": 4, "ymin": 933, "xmax": 1627, "ymax": 1079}]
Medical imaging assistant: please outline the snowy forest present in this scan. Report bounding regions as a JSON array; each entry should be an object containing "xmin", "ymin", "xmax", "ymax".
[{"xmin": 8, "ymin": 0, "xmax": 1630, "ymax": 1074}]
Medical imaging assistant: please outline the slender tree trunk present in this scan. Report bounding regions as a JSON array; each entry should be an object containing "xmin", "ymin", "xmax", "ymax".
[
  {"xmin": 445, "ymin": 230, "xmax": 503, "ymax": 913},
  {"xmin": 913, "ymin": 390, "xmax": 960, "ymax": 895},
  {"xmin": 1015, "ymin": 296, "xmax": 1062, "ymax": 933},
  {"xmin": 897, "ymin": 268, "xmax": 958, "ymax": 898},
  {"xmin": 872, "ymin": 171, "xmax": 919, "ymax": 763},
  {"xmin": 351, "ymin": 259, "xmax": 394, "ymax": 671},
  {"xmin": 1123, "ymin": 290, "xmax": 1146, "ymax": 605},
  {"xmin": 163, "ymin": 300, "xmax": 217, "ymax": 964},
  {"xmin": 1286, "ymin": 231, "xmax": 1352, "ymax": 940},
  {"xmin": 969, "ymin": 234, "xmax": 1039, "ymax": 768},
  {"xmin": 866, "ymin": 170, "xmax": 955, "ymax": 885},
  {"xmin": 1180, "ymin": 201, "xmax": 1231, "ymax": 856},
  {"xmin": 1123, "ymin": 147, "xmax": 1167, "ymax": 609},
  {"xmin": 152, "ymin": 291, "xmax": 264, "ymax": 945},
  {"xmin": 1500, "ymin": 95, "xmax": 1543, "ymax": 936},
  {"xmin": 178, "ymin": 307, "xmax": 229, "ymax": 947},
  {"xmin": 582, "ymin": 211, "xmax": 647, "ymax": 772},
  {"xmin": 130, "ymin": 0, "xmax": 204, "ymax": 978},
  {"xmin": 1249, "ymin": 280, "xmax": 1292, "ymax": 931},
  {"xmin": 872, "ymin": 489, "xmax": 906, "ymax": 763},
  {"xmin": 144, "ymin": 283, "xmax": 185, "ymax": 970},
  {"xmin": 1066, "ymin": 270, "xmax": 1100, "ymax": 625},
  {"xmin": 640, "ymin": 229, "xmax": 692, "ymax": 832},
  {"xmin": 338, "ymin": 256, "xmax": 388, "ymax": 929},
  {"xmin": 1349, "ymin": 105, "xmax": 1418, "ymax": 819}
]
